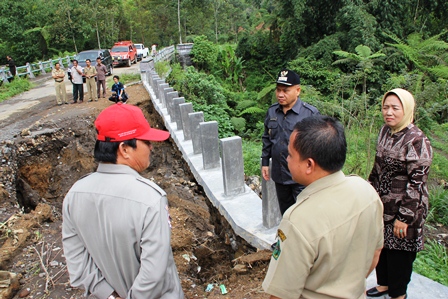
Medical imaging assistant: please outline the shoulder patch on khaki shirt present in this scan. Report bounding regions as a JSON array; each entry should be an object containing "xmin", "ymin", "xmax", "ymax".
[{"xmin": 277, "ymin": 229, "xmax": 286, "ymax": 242}]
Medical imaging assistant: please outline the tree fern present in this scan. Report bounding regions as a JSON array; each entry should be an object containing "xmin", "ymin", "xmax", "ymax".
[{"xmin": 239, "ymin": 106, "xmax": 265, "ymax": 116}]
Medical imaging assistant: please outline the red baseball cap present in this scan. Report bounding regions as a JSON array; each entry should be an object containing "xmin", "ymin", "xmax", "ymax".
[{"xmin": 95, "ymin": 103, "xmax": 170, "ymax": 142}]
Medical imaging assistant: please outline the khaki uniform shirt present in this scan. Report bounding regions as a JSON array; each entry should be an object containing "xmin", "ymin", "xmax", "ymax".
[
  {"xmin": 83, "ymin": 66, "xmax": 97, "ymax": 79},
  {"xmin": 52, "ymin": 68, "xmax": 65, "ymax": 82},
  {"xmin": 262, "ymin": 171, "xmax": 384, "ymax": 299},
  {"xmin": 62, "ymin": 163, "xmax": 184, "ymax": 299}
]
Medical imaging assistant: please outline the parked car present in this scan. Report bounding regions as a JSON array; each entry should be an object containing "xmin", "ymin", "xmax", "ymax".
[
  {"xmin": 67, "ymin": 49, "xmax": 113, "ymax": 82},
  {"xmin": 110, "ymin": 41, "xmax": 137, "ymax": 67},
  {"xmin": 135, "ymin": 43, "xmax": 149, "ymax": 61}
]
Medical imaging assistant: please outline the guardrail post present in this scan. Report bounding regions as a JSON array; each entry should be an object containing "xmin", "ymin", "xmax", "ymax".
[
  {"xmin": 221, "ymin": 136, "xmax": 245, "ymax": 196},
  {"xmin": 166, "ymin": 91, "xmax": 179, "ymax": 118},
  {"xmin": 261, "ymin": 159, "xmax": 282, "ymax": 228},
  {"xmin": 200, "ymin": 121, "xmax": 220, "ymax": 169},
  {"xmin": 38, "ymin": 61, "xmax": 46, "ymax": 74},
  {"xmin": 26, "ymin": 63, "xmax": 35, "ymax": 78},
  {"xmin": 158, "ymin": 83, "xmax": 169, "ymax": 104},
  {"xmin": 65, "ymin": 56, "xmax": 71, "ymax": 66},
  {"xmin": 173, "ymin": 97, "xmax": 185, "ymax": 129},
  {"xmin": 189, "ymin": 112, "xmax": 204, "ymax": 154},
  {"xmin": 49, "ymin": 59, "xmax": 54, "ymax": 69},
  {"xmin": 154, "ymin": 79, "xmax": 164, "ymax": 100},
  {"xmin": 162, "ymin": 87, "xmax": 173, "ymax": 108},
  {"xmin": 1, "ymin": 67, "xmax": 9, "ymax": 84},
  {"xmin": 59, "ymin": 58, "xmax": 65, "ymax": 68},
  {"xmin": 180, "ymin": 103, "xmax": 194, "ymax": 140}
]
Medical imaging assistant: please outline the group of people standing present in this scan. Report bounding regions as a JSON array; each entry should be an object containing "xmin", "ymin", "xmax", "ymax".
[
  {"xmin": 61, "ymin": 68, "xmax": 433, "ymax": 299},
  {"xmin": 51, "ymin": 57, "xmax": 109, "ymax": 105},
  {"xmin": 261, "ymin": 70, "xmax": 433, "ymax": 299}
]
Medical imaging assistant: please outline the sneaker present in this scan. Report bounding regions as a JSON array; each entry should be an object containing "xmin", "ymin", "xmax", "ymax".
[
  {"xmin": 94, "ymin": 99, "xmax": 98, "ymax": 102},
  {"xmin": 70, "ymin": 101, "xmax": 77, "ymax": 104},
  {"xmin": 88, "ymin": 99, "xmax": 93, "ymax": 102}
]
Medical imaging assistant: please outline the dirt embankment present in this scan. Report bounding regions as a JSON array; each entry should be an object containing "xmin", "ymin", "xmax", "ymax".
[{"xmin": 0, "ymin": 84, "xmax": 271, "ymax": 299}]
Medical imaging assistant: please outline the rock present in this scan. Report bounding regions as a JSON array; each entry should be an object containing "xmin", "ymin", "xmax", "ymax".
[
  {"xmin": 233, "ymin": 264, "xmax": 248, "ymax": 274},
  {"xmin": 20, "ymin": 129, "xmax": 30, "ymax": 137},
  {"xmin": 18, "ymin": 288, "xmax": 30, "ymax": 298},
  {"xmin": 0, "ymin": 271, "xmax": 20, "ymax": 299}
]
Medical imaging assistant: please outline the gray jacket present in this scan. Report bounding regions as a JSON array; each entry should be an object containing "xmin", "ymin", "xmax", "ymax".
[{"xmin": 62, "ymin": 163, "xmax": 184, "ymax": 299}]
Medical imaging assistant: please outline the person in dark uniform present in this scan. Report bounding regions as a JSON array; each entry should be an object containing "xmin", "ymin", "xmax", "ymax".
[
  {"xmin": 6, "ymin": 56, "xmax": 16, "ymax": 81},
  {"xmin": 261, "ymin": 69, "xmax": 320, "ymax": 215}
]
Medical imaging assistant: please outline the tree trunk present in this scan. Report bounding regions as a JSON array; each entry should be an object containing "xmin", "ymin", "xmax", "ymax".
[{"xmin": 178, "ymin": 0, "xmax": 182, "ymax": 44}]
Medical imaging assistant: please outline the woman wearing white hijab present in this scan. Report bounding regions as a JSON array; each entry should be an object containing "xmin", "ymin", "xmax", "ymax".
[{"xmin": 366, "ymin": 89, "xmax": 433, "ymax": 299}]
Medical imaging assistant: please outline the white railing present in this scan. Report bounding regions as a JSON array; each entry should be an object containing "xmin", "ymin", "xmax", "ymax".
[{"xmin": 1, "ymin": 55, "xmax": 76, "ymax": 84}]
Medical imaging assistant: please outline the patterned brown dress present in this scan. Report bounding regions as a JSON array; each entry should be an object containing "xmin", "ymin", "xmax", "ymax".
[{"xmin": 368, "ymin": 124, "xmax": 433, "ymax": 252}]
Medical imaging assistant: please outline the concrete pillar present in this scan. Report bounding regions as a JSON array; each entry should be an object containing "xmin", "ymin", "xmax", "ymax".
[
  {"xmin": 221, "ymin": 136, "xmax": 245, "ymax": 196},
  {"xmin": 26, "ymin": 63, "xmax": 35, "ymax": 78},
  {"xmin": 200, "ymin": 121, "xmax": 220, "ymax": 169},
  {"xmin": 166, "ymin": 91, "xmax": 179, "ymax": 118},
  {"xmin": 158, "ymin": 83, "xmax": 169, "ymax": 105},
  {"xmin": 38, "ymin": 61, "xmax": 46, "ymax": 74},
  {"xmin": 173, "ymin": 97, "xmax": 186, "ymax": 130},
  {"xmin": 189, "ymin": 112, "xmax": 204, "ymax": 154},
  {"xmin": 162, "ymin": 87, "xmax": 173, "ymax": 109},
  {"xmin": 150, "ymin": 75, "xmax": 159, "ymax": 89},
  {"xmin": 155, "ymin": 80, "xmax": 165, "ymax": 100},
  {"xmin": 180, "ymin": 103, "xmax": 194, "ymax": 140},
  {"xmin": 1, "ymin": 67, "xmax": 8, "ymax": 84},
  {"xmin": 261, "ymin": 159, "xmax": 282, "ymax": 228}
]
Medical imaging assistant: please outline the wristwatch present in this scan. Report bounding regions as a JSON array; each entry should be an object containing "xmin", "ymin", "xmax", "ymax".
[{"xmin": 107, "ymin": 291, "xmax": 119, "ymax": 299}]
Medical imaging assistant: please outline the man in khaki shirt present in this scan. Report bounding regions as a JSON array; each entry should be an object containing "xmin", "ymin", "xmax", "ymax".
[
  {"xmin": 51, "ymin": 62, "xmax": 67, "ymax": 105},
  {"xmin": 84, "ymin": 59, "xmax": 97, "ymax": 102},
  {"xmin": 262, "ymin": 115, "xmax": 384, "ymax": 299}
]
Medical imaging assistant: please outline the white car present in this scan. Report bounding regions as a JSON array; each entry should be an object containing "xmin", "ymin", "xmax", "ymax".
[{"xmin": 135, "ymin": 43, "xmax": 149, "ymax": 61}]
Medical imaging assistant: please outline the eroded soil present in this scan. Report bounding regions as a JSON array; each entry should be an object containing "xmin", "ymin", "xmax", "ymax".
[{"xmin": 0, "ymin": 84, "xmax": 271, "ymax": 299}]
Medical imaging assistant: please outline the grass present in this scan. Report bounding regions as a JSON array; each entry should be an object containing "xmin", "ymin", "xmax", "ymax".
[
  {"xmin": 0, "ymin": 77, "xmax": 33, "ymax": 102},
  {"xmin": 107, "ymin": 73, "xmax": 141, "ymax": 89},
  {"xmin": 427, "ymin": 186, "xmax": 448, "ymax": 226},
  {"xmin": 414, "ymin": 239, "xmax": 448, "ymax": 286}
]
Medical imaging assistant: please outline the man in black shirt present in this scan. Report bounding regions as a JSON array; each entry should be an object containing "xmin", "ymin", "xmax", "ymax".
[
  {"xmin": 261, "ymin": 69, "xmax": 320, "ymax": 215},
  {"xmin": 6, "ymin": 56, "xmax": 16, "ymax": 81}
]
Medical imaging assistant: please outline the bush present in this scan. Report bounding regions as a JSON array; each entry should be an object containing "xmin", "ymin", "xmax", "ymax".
[{"xmin": 190, "ymin": 35, "xmax": 219, "ymax": 72}]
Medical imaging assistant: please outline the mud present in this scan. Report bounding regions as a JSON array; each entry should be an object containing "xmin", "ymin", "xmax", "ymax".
[{"xmin": 0, "ymin": 84, "xmax": 270, "ymax": 299}]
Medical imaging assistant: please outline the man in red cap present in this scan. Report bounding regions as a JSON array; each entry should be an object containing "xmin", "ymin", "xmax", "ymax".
[{"xmin": 62, "ymin": 103, "xmax": 184, "ymax": 299}]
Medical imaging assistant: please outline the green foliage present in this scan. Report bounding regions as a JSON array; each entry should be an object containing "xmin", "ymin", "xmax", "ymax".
[
  {"xmin": 231, "ymin": 117, "xmax": 246, "ymax": 133},
  {"xmin": 385, "ymin": 31, "xmax": 448, "ymax": 79},
  {"xmin": 193, "ymin": 103, "xmax": 234, "ymax": 138},
  {"xmin": 288, "ymin": 57, "xmax": 340, "ymax": 96},
  {"xmin": 155, "ymin": 61, "xmax": 170, "ymax": 79},
  {"xmin": 216, "ymin": 45, "xmax": 245, "ymax": 88},
  {"xmin": 414, "ymin": 240, "xmax": 448, "ymax": 286},
  {"xmin": 190, "ymin": 35, "xmax": 219, "ymax": 72},
  {"xmin": 335, "ymin": 4, "xmax": 380, "ymax": 52},
  {"xmin": 0, "ymin": 78, "xmax": 33, "ymax": 102},
  {"xmin": 427, "ymin": 186, "xmax": 448, "ymax": 226},
  {"xmin": 242, "ymin": 139, "xmax": 262, "ymax": 177}
]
